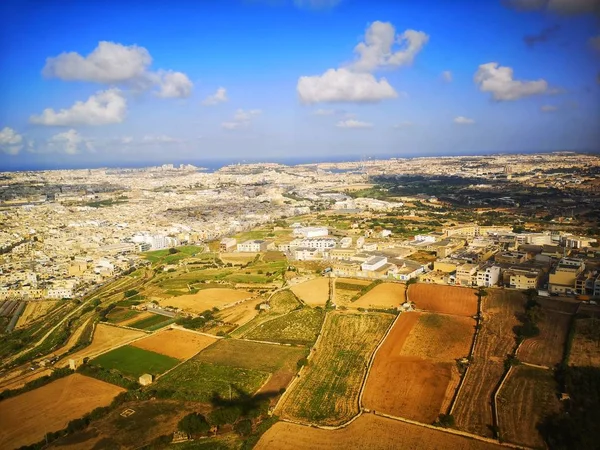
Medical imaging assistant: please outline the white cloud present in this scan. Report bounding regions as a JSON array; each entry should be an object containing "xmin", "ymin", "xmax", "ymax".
[
  {"xmin": 336, "ymin": 119, "xmax": 372, "ymax": 128},
  {"xmin": 155, "ymin": 71, "xmax": 193, "ymax": 98},
  {"xmin": 590, "ymin": 35, "xmax": 600, "ymax": 51},
  {"xmin": 0, "ymin": 127, "xmax": 24, "ymax": 155},
  {"xmin": 142, "ymin": 135, "xmax": 182, "ymax": 143},
  {"xmin": 393, "ymin": 121, "xmax": 414, "ymax": 128},
  {"xmin": 47, "ymin": 129, "xmax": 93, "ymax": 154},
  {"xmin": 43, "ymin": 41, "xmax": 151, "ymax": 83},
  {"xmin": 293, "ymin": 0, "xmax": 341, "ymax": 9},
  {"xmin": 442, "ymin": 70, "xmax": 453, "ymax": 82},
  {"xmin": 504, "ymin": 0, "xmax": 600, "ymax": 14},
  {"xmin": 474, "ymin": 62, "xmax": 549, "ymax": 101},
  {"xmin": 42, "ymin": 41, "xmax": 193, "ymax": 98},
  {"xmin": 541, "ymin": 104, "xmax": 558, "ymax": 112},
  {"xmin": 222, "ymin": 109, "xmax": 262, "ymax": 130},
  {"xmin": 349, "ymin": 22, "xmax": 429, "ymax": 73},
  {"xmin": 202, "ymin": 87, "xmax": 228, "ymax": 106},
  {"xmin": 297, "ymin": 68, "xmax": 398, "ymax": 104},
  {"xmin": 454, "ymin": 116, "xmax": 475, "ymax": 125},
  {"xmin": 30, "ymin": 88, "xmax": 127, "ymax": 126}
]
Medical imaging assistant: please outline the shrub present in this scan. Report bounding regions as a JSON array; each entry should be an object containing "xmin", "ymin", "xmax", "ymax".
[
  {"xmin": 168, "ymin": 248, "xmax": 178, "ymax": 255},
  {"xmin": 208, "ymin": 406, "xmax": 243, "ymax": 426},
  {"xmin": 234, "ymin": 418, "xmax": 253, "ymax": 436},
  {"xmin": 178, "ymin": 412, "xmax": 210, "ymax": 437}
]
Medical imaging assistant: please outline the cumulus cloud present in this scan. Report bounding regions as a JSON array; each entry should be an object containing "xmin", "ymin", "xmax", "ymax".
[
  {"xmin": 222, "ymin": 109, "xmax": 262, "ymax": 130},
  {"xmin": 474, "ymin": 63, "xmax": 550, "ymax": 101},
  {"xmin": 541, "ymin": 104, "xmax": 558, "ymax": 112},
  {"xmin": 30, "ymin": 88, "xmax": 127, "ymax": 126},
  {"xmin": 349, "ymin": 22, "xmax": 429, "ymax": 72},
  {"xmin": 524, "ymin": 25, "xmax": 560, "ymax": 47},
  {"xmin": 0, "ymin": 127, "xmax": 24, "ymax": 155},
  {"xmin": 47, "ymin": 129, "xmax": 93, "ymax": 154},
  {"xmin": 297, "ymin": 68, "xmax": 398, "ymax": 104},
  {"xmin": 454, "ymin": 116, "xmax": 475, "ymax": 125},
  {"xmin": 155, "ymin": 71, "xmax": 193, "ymax": 98},
  {"xmin": 202, "ymin": 87, "xmax": 228, "ymax": 106},
  {"xmin": 336, "ymin": 119, "xmax": 372, "ymax": 128},
  {"xmin": 442, "ymin": 71, "xmax": 453, "ymax": 82},
  {"xmin": 293, "ymin": 0, "xmax": 342, "ymax": 9},
  {"xmin": 504, "ymin": 0, "xmax": 600, "ymax": 15},
  {"xmin": 42, "ymin": 41, "xmax": 193, "ymax": 98}
]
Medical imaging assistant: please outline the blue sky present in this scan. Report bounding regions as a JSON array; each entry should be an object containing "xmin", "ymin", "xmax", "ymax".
[{"xmin": 0, "ymin": 0, "xmax": 599, "ymax": 170}]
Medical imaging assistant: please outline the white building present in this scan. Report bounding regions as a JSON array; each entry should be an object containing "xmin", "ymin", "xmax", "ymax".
[
  {"xmin": 361, "ymin": 256, "xmax": 388, "ymax": 272},
  {"xmin": 237, "ymin": 240, "xmax": 268, "ymax": 252},
  {"xmin": 340, "ymin": 237, "xmax": 352, "ymax": 248},
  {"xmin": 381, "ymin": 230, "xmax": 392, "ymax": 238},
  {"xmin": 293, "ymin": 227, "xmax": 329, "ymax": 238},
  {"xmin": 476, "ymin": 266, "xmax": 501, "ymax": 287},
  {"xmin": 294, "ymin": 247, "xmax": 321, "ymax": 261},
  {"xmin": 297, "ymin": 237, "xmax": 336, "ymax": 249},
  {"xmin": 414, "ymin": 234, "xmax": 437, "ymax": 243},
  {"xmin": 220, "ymin": 238, "xmax": 237, "ymax": 252},
  {"xmin": 356, "ymin": 236, "xmax": 365, "ymax": 249},
  {"xmin": 47, "ymin": 287, "xmax": 73, "ymax": 299}
]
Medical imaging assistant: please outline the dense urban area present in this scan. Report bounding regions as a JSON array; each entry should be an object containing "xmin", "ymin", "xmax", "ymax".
[{"xmin": 0, "ymin": 152, "xmax": 599, "ymax": 450}]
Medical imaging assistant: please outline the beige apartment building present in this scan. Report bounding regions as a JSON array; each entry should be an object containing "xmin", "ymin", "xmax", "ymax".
[{"xmin": 549, "ymin": 258, "xmax": 585, "ymax": 295}]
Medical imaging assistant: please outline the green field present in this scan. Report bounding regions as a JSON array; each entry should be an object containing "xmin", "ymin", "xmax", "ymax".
[
  {"xmin": 152, "ymin": 360, "xmax": 269, "ymax": 402},
  {"xmin": 244, "ymin": 307, "xmax": 325, "ymax": 346},
  {"xmin": 231, "ymin": 290, "xmax": 300, "ymax": 337},
  {"xmin": 92, "ymin": 345, "xmax": 179, "ymax": 378},
  {"xmin": 195, "ymin": 339, "xmax": 307, "ymax": 373},
  {"xmin": 278, "ymin": 312, "xmax": 394, "ymax": 426},
  {"xmin": 143, "ymin": 245, "xmax": 205, "ymax": 263},
  {"xmin": 106, "ymin": 307, "xmax": 140, "ymax": 324},
  {"xmin": 129, "ymin": 313, "xmax": 176, "ymax": 331}
]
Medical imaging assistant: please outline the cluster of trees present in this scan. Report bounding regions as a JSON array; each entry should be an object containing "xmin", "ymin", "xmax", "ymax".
[
  {"xmin": 175, "ymin": 309, "xmax": 216, "ymax": 330},
  {"xmin": 517, "ymin": 291, "xmax": 543, "ymax": 341}
]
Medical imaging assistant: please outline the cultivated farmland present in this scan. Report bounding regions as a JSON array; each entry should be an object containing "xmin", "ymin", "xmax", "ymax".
[
  {"xmin": 496, "ymin": 365, "xmax": 561, "ymax": 448},
  {"xmin": 363, "ymin": 312, "xmax": 474, "ymax": 423},
  {"xmin": 131, "ymin": 328, "xmax": 217, "ymax": 360},
  {"xmin": 452, "ymin": 289, "xmax": 526, "ymax": 438},
  {"xmin": 255, "ymin": 413, "xmax": 504, "ymax": 450},
  {"xmin": 128, "ymin": 313, "xmax": 175, "ymax": 331},
  {"xmin": 408, "ymin": 283, "xmax": 478, "ymax": 317},
  {"xmin": 244, "ymin": 306, "xmax": 325, "ymax": 346},
  {"xmin": 334, "ymin": 278, "xmax": 371, "ymax": 305},
  {"xmin": 91, "ymin": 345, "xmax": 179, "ymax": 378},
  {"xmin": 0, "ymin": 374, "xmax": 124, "ymax": 449},
  {"xmin": 518, "ymin": 310, "xmax": 571, "ymax": 367},
  {"xmin": 15, "ymin": 301, "xmax": 58, "ymax": 328},
  {"xmin": 291, "ymin": 278, "xmax": 330, "ymax": 306},
  {"xmin": 231, "ymin": 289, "xmax": 300, "ymax": 337},
  {"xmin": 278, "ymin": 312, "xmax": 393, "ymax": 426},
  {"xmin": 158, "ymin": 288, "xmax": 252, "ymax": 313},
  {"xmin": 215, "ymin": 297, "xmax": 263, "ymax": 328},
  {"xmin": 59, "ymin": 323, "xmax": 145, "ymax": 367},
  {"xmin": 569, "ymin": 317, "xmax": 600, "ymax": 367},
  {"xmin": 106, "ymin": 307, "xmax": 141, "ymax": 324},
  {"xmin": 352, "ymin": 282, "xmax": 406, "ymax": 310}
]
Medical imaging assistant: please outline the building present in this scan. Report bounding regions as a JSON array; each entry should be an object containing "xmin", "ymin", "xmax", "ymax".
[
  {"xmin": 294, "ymin": 247, "xmax": 321, "ymax": 261},
  {"xmin": 139, "ymin": 373, "xmax": 153, "ymax": 386},
  {"xmin": 505, "ymin": 268, "xmax": 542, "ymax": 290},
  {"xmin": 293, "ymin": 227, "xmax": 329, "ymax": 238},
  {"xmin": 476, "ymin": 265, "xmax": 501, "ymax": 287},
  {"xmin": 220, "ymin": 238, "xmax": 237, "ymax": 252},
  {"xmin": 549, "ymin": 258, "xmax": 585, "ymax": 295},
  {"xmin": 361, "ymin": 256, "xmax": 388, "ymax": 272},
  {"xmin": 455, "ymin": 263, "xmax": 479, "ymax": 286},
  {"xmin": 237, "ymin": 240, "xmax": 268, "ymax": 252},
  {"xmin": 340, "ymin": 237, "xmax": 352, "ymax": 248},
  {"xmin": 495, "ymin": 252, "xmax": 529, "ymax": 265}
]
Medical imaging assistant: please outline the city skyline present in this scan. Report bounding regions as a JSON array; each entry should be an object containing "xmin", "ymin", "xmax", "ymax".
[{"xmin": 1, "ymin": 0, "xmax": 599, "ymax": 170}]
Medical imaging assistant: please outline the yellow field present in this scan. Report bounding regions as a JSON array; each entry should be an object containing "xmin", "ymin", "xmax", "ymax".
[
  {"xmin": 353, "ymin": 283, "xmax": 405, "ymax": 309},
  {"xmin": 291, "ymin": 278, "xmax": 330, "ymax": 306},
  {"xmin": 131, "ymin": 328, "xmax": 217, "ymax": 360},
  {"xmin": 220, "ymin": 252, "xmax": 258, "ymax": 265},
  {"xmin": 216, "ymin": 297, "xmax": 263, "ymax": 326},
  {"xmin": 15, "ymin": 301, "xmax": 58, "ymax": 328},
  {"xmin": 158, "ymin": 288, "xmax": 253, "ymax": 313},
  {"xmin": 0, "ymin": 374, "xmax": 124, "ymax": 449}
]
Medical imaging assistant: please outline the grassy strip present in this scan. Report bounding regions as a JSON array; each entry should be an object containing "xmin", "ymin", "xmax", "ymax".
[{"xmin": 335, "ymin": 282, "xmax": 365, "ymax": 291}]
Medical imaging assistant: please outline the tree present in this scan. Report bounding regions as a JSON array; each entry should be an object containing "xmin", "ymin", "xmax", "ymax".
[
  {"xmin": 234, "ymin": 418, "xmax": 253, "ymax": 436},
  {"xmin": 178, "ymin": 412, "xmax": 210, "ymax": 438},
  {"xmin": 168, "ymin": 247, "xmax": 178, "ymax": 255}
]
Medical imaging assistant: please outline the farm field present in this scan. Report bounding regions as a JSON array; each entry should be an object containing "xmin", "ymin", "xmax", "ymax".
[
  {"xmin": 195, "ymin": 338, "xmax": 307, "ymax": 394},
  {"xmin": 334, "ymin": 278, "xmax": 371, "ymax": 305},
  {"xmin": 106, "ymin": 306, "xmax": 141, "ymax": 324},
  {"xmin": 157, "ymin": 288, "xmax": 252, "ymax": 313},
  {"xmin": 569, "ymin": 317, "xmax": 600, "ymax": 367},
  {"xmin": 59, "ymin": 323, "xmax": 145, "ymax": 367},
  {"xmin": 537, "ymin": 297, "xmax": 580, "ymax": 314},
  {"xmin": 131, "ymin": 328, "xmax": 217, "ymax": 360},
  {"xmin": 128, "ymin": 313, "xmax": 175, "ymax": 331},
  {"xmin": 91, "ymin": 345, "xmax": 179, "ymax": 378},
  {"xmin": 278, "ymin": 312, "xmax": 393, "ymax": 426},
  {"xmin": 352, "ymin": 282, "xmax": 405, "ymax": 309},
  {"xmin": 54, "ymin": 317, "xmax": 93, "ymax": 357},
  {"xmin": 255, "ymin": 413, "xmax": 504, "ymax": 450},
  {"xmin": 0, "ymin": 374, "xmax": 124, "ymax": 449},
  {"xmin": 244, "ymin": 306, "xmax": 325, "ymax": 345},
  {"xmin": 496, "ymin": 365, "xmax": 561, "ymax": 448},
  {"xmin": 363, "ymin": 312, "xmax": 474, "ymax": 423},
  {"xmin": 408, "ymin": 283, "xmax": 477, "ymax": 317},
  {"xmin": 219, "ymin": 252, "xmax": 258, "ymax": 265},
  {"xmin": 452, "ymin": 289, "xmax": 526, "ymax": 438},
  {"xmin": 215, "ymin": 297, "xmax": 262, "ymax": 328},
  {"xmin": 518, "ymin": 310, "xmax": 571, "ymax": 367},
  {"xmin": 15, "ymin": 301, "xmax": 58, "ymax": 328},
  {"xmin": 291, "ymin": 278, "xmax": 330, "ymax": 306},
  {"xmin": 231, "ymin": 290, "xmax": 300, "ymax": 337},
  {"xmin": 118, "ymin": 311, "xmax": 153, "ymax": 327},
  {"xmin": 151, "ymin": 360, "xmax": 269, "ymax": 402}
]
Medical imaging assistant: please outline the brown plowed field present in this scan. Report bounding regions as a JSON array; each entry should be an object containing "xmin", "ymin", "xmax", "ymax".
[
  {"xmin": 497, "ymin": 365, "xmax": 560, "ymax": 448},
  {"xmin": 131, "ymin": 328, "xmax": 217, "ymax": 360},
  {"xmin": 159, "ymin": 288, "xmax": 253, "ymax": 313},
  {"xmin": 57, "ymin": 323, "xmax": 145, "ymax": 367},
  {"xmin": 363, "ymin": 312, "xmax": 474, "ymax": 424},
  {"xmin": 537, "ymin": 297, "xmax": 580, "ymax": 314},
  {"xmin": 452, "ymin": 290, "xmax": 525, "ymax": 437},
  {"xmin": 255, "ymin": 413, "xmax": 505, "ymax": 450},
  {"xmin": 352, "ymin": 283, "xmax": 406, "ymax": 309},
  {"xmin": 569, "ymin": 318, "xmax": 600, "ymax": 367},
  {"xmin": 0, "ymin": 374, "xmax": 124, "ymax": 449},
  {"xmin": 15, "ymin": 301, "xmax": 58, "ymax": 328},
  {"xmin": 408, "ymin": 284, "xmax": 477, "ymax": 317},
  {"xmin": 518, "ymin": 311, "xmax": 571, "ymax": 367}
]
